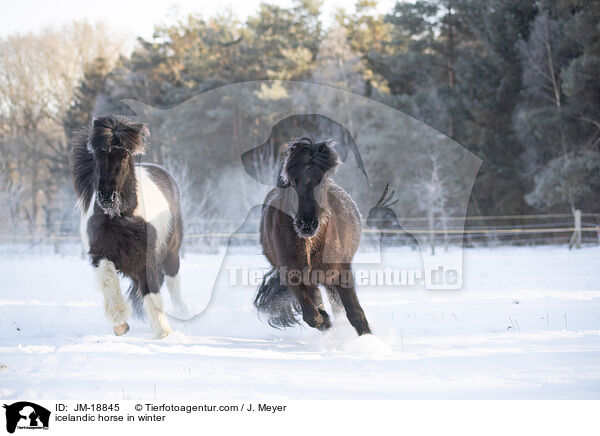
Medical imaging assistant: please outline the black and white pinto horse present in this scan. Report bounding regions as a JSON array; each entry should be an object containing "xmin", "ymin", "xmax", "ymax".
[{"xmin": 70, "ymin": 115, "xmax": 187, "ymax": 338}]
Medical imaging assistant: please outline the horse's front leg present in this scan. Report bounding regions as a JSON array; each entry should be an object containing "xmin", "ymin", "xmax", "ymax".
[
  {"xmin": 143, "ymin": 292, "xmax": 172, "ymax": 338},
  {"xmin": 289, "ymin": 283, "xmax": 332, "ymax": 331},
  {"xmin": 141, "ymin": 266, "xmax": 172, "ymax": 339},
  {"xmin": 93, "ymin": 258, "xmax": 131, "ymax": 336},
  {"xmin": 331, "ymin": 265, "xmax": 371, "ymax": 335},
  {"xmin": 309, "ymin": 286, "xmax": 333, "ymax": 329},
  {"xmin": 336, "ymin": 286, "xmax": 370, "ymax": 335}
]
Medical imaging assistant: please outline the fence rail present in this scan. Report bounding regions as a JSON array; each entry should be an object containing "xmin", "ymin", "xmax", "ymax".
[
  {"xmin": 1, "ymin": 213, "xmax": 598, "ymax": 252},
  {"xmin": 45, "ymin": 212, "xmax": 600, "ymax": 226},
  {"xmin": 1, "ymin": 227, "xmax": 599, "ymax": 240}
]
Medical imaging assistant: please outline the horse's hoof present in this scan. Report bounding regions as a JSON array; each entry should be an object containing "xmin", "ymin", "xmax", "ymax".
[
  {"xmin": 355, "ymin": 323, "xmax": 371, "ymax": 336},
  {"xmin": 154, "ymin": 329, "xmax": 171, "ymax": 339},
  {"xmin": 317, "ymin": 323, "xmax": 331, "ymax": 331},
  {"xmin": 316, "ymin": 310, "xmax": 332, "ymax": 331},
  {"xmin": 113, "ymin": 322, "xmax": 130, "ymax": 336},
  {"xmin": 153, "ymin": 323, "xmax": 172, "ymax": 339}
]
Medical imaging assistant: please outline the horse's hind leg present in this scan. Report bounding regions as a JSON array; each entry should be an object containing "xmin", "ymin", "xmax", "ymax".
[
  {"xmin": 162, "ymin": 249, "xmax": 189, "ymax": 318},
  {"xmin": 93, "ymin": 259, "xmax": 131, "ymax": 336},
  {"xmin": 325, "ymin": 286, "xmax": 344, "ymax": 318}
]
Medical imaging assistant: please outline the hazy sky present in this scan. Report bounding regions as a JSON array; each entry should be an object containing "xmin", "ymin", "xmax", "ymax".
[{"xmin": 0, "ymin": 0, "xmax": 394, "ymax": 41}]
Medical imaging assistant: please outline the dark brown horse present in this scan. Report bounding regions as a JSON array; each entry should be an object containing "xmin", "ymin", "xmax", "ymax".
[{"xmin": 255, "ymin": 137, "xmax": 371, "ymax": 336}]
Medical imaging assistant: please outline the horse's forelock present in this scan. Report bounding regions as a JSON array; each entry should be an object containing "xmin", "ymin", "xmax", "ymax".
[
  {"xmin": 281, "ymin": 138, "xmax": 340, "ymax": 184},
  {"xmin": 88, "ymin": 115, "xmax": 148, "ymax": 156}
]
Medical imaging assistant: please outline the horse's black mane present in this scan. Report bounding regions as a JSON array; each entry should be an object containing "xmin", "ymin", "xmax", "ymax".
[
  {"xmin": 70, "ymin": 129, "xmax": 95, "ymax": 212},
  {"xmin": 279, "ymin": 136, "xmax": 340, "ymax": 187}
]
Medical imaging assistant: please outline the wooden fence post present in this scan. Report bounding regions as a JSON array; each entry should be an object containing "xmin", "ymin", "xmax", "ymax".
[
  {"xmin": 428, "ymin": 209, "xmax": 435, "ymax": 255},
  {"xmin": 569, "ymin": 209, "xmax": 581, "ymax": 250}
]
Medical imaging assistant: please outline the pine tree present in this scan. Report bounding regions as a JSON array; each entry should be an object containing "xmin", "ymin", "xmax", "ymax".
[{"xmin": 63, "ymin": 56, "xmax": 111, "ymax": 137}]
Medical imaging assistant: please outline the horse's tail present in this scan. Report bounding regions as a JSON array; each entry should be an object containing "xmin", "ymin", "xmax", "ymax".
[
  {"xmin": 254, "ymin": 268, "xmax": 301, "ymax": 329},
  {"xmin": 127, "ymin": 281, "xmax": 145, "ymax": 318}
]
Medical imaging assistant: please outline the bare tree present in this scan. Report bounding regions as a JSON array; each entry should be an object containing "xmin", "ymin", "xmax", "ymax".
[
  {"xmin": 0, "ymin": 22, "xmax": 126, "ymax": 235},
  {"xmin": 517, "ymin": 12, "xmax": 575, "ymax": 213},
  {"xmin": 0, "ymin": 165, "xmax": 26, "ymax": 234},
  {"xmin": 412, "ymin": 141, "xmax": 461, "ymax": 254}
]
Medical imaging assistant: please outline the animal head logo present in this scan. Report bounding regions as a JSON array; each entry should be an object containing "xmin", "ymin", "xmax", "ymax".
[
  {"xmin": 367, "ymin": 184, "xmax": 399, "ymax": 229},
  {"xmin": 3, "ymin": 402, "xmax": 50, "ymax": 433},
  {"xmin": 366, "ymin": 184, "xmax": 419, "ymax": 251}
]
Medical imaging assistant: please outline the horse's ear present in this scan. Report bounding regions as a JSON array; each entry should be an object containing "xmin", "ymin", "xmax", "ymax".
[
  {"xmin": 276, "ymin": 174, "xmax": 290, "ymax": 188},
  {"xmin": 276, "ymin": 159, "xmax": 291, "ymax": 188},
  {"xmin": 323, "ymin": 140, "xmax": 341, "ymax": 168},
  {"xmin": 318, "ymin": 142, "xmax": 331, "ymax": 153},
  {"xmin": 131, "ymin": 123, "xmax": 149, "ymax": 156},
  {"xmin": 285, "ymin": 142, "xmax": 297, "ymax": 155}
]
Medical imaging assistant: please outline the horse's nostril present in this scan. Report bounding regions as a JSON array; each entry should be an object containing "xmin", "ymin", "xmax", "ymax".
[{"xmin": 311, "ymin": 218, "xmax": 319, "ymax": 230}]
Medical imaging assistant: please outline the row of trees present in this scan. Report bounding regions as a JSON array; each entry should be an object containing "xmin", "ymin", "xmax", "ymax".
[
  {"xmin": 1, "ymin": 0, "xmax": 599, "ymax": 238},
  {"xmin": 341, "ymin": 0, "xmax": 600, "ymax": 216},
  {"xmin": 0, "ymin": 22, "xmax": 124, "ymax": 234}
]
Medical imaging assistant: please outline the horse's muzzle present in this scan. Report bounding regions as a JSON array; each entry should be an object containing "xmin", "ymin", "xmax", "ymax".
[
  {"xmin": 97, "ymin": 190, "xmax": 119, "ymax": 214},
  {"xmin": 98, "ymin": 189, "xmax": 117, "ymax": 204},
  {"xmin": 295, "ymin": 217, "xmax": 319, "ymax": 238}
]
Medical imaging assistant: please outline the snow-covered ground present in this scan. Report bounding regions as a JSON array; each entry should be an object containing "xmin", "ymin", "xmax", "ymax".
[{"xmin": 1, "ymin": 245, "xmax": 599, "ymax": 399}]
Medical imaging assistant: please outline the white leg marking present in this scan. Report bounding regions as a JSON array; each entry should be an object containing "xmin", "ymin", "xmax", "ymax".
[
  {"xmin": 165, "ymin": 273, "xmax": 189, "ymax": 318},
  {"xmin": 94, "ymin": 259, "xmax": 131, "ymax": 326},
  {"xmin": 143, "ymin": 293, "xmax": 172, "ymax": 338}
]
